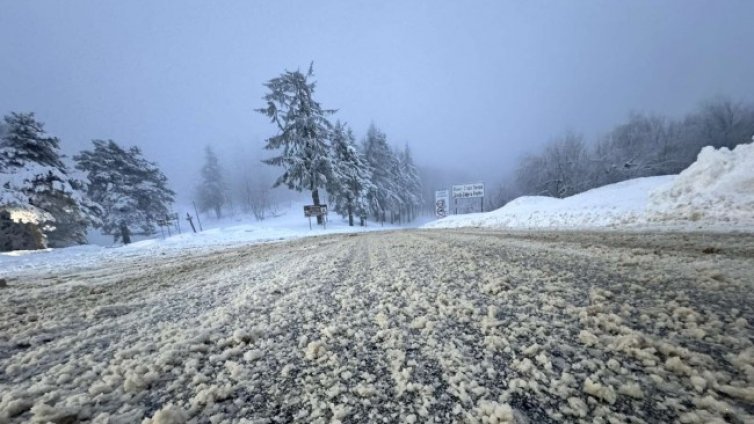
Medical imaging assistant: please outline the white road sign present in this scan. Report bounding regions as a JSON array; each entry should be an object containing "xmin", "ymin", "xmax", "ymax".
[
  {"xmin": 435, "ymin": 190, "xmax": 449, "ymax": 218},
  {"xmin": 451, "ymin": 183, "xmax": 485, "ymax": 198}
]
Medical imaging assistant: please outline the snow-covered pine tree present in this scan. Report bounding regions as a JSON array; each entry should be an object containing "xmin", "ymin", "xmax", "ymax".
[
  {"xmin": 387, "ymin": 146, "xmax": 407, "ymax": 223},
  {"xmin": 0, "ymin": 122, "xmax": 6, "ymax": 168},
  {"xmin": 74, "ymin": 140, "xmax": 175, "ymax": 244},
  {"xmin": 398, "ymin": 144, "xmax": 423, "ymax": 222},
  {"xmin": 257, "ymin": 63, "xmax": 335, "ymax": 224},
  {"xmin": 196, "ymin": 146, "xmax": 226, "ymax": 219},
  {"xmin": 1, "ymin": 112, "xmax": 64, "ymax": 169},
  {"xmin": 25, "ymin": 170, "xmax": 103, "ymax": 247},
  {"xmin": 0, "ymin": 112, "xmax": 101, "ymax": 247},
  {"xmin": 362, "ymin": 124, "xmax": 400, "ymax": 224},
  {"xmin": 328, "ymin": 121, "xmax": 373, "ymax": 226}
]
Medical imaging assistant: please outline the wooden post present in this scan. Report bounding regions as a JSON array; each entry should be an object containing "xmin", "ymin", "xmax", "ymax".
[
  {"xmin": 186, "ymin": 213, "xmax": 197, "ymax": 233},
  {"xmin": 193, "ymin": 201, "xmax": 203, "ymax": 231}
]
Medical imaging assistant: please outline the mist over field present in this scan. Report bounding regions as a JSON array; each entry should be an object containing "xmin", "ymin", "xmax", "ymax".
[{"xmin": 1, "ymin": 1, "xmax": 753, "ymax": 211}]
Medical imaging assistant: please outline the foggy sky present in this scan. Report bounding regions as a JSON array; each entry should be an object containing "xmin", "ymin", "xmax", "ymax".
[{"xmin": 2, "ymin": 0, "xmax": 753, "ymax": 203}]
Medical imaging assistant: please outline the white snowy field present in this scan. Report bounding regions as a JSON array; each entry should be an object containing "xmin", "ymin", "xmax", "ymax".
[
  {"xmin": 0, "ymin": 203, "xmax": 424, "ymax": 279},
  {"xmin": 425, "ymin": 143, "xmax": 754, "ymax": 232}
]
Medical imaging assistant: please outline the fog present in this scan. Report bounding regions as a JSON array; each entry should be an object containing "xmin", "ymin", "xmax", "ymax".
[{"xmin": 2, "ymin": 0, "xmax": 753, "ymax": 205}]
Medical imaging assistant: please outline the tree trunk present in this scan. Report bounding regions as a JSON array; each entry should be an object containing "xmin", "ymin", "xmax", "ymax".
[
  {"xmin": 214, "ymin": 206, "xmax": 221, "ymax": 219},
  {"xmin": 120, "ymin": 223, "xmax": 131, "ymax": 245},
  {"xmin": 312, "ymin": 189, "xmax": 323, "ymax": 225},
  {"xmin": 347, "ymin": 203, "xmax": 354, "ymax": 226}
]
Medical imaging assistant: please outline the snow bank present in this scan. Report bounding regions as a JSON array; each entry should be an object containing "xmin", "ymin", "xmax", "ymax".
[
  {"xmin": 424, "ymin": 176, "xmax": 673, "ymax": 230},
  {"xmin": 425, "ymin": 142, "xmax": 754, "ymax": 232},
  {"xmin": 647, "ymin": 142, "xmax": 754, "ymax": 227}
]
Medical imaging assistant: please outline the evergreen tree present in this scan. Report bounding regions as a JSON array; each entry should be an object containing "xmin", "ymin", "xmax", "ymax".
[
  {"xmin": 362, "ymin": 124, "xmax": 400, "ymax": 223},
  {"xmin": 1, "ymin": 112, "xmax": 64, "ymax": 169},
  {"xmin": 0, "ymin": 123, "xmax": 6, "ymax": 170},
  {"xmin": 328, "ymin": 121, "xmax": 373, "ymax": 226},
  {"xmin": 0, "ymin": 112, "xmax": 101, "ymax": 247},
  {"xmin": 74, "ymin": 140, "xmax": 175, "ymax": 244},
  {"xmin": 257, "ymin": 64, "xmax": 334, "ymax": 224},
  {"xmin": 196, "ymin": 146, "xmax": 226, "ymax": 219},
  {"xmin": 398, "ymin": 144, "xmax": 423, "ymax": 222}
]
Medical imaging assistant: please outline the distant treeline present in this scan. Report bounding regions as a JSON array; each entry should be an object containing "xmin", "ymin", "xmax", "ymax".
[
  {"xmin": 489, "ymin": 97, "xmax": 754, "ymax": 208},
  {"xmin": 195, "ymin": 123, "xmax": 423, "ymax": 226}
]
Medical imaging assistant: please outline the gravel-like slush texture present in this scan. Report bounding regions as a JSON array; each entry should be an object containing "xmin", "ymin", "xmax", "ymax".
[{"xmin": 1, "ymin": 229, "xmax": 753, "ymax": 423}]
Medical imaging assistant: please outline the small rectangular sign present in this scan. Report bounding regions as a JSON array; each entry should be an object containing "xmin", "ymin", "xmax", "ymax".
[
  {"xmin": 451, "ymin": 183, "xmax": 485, "ymax": 198},
  {"xmin": 304, "ymin": 204, "xmax": 328, "ymax": 217},
  {"xmin": 435, "ymin": 190, "xmax": 449, "ymax": 218}
]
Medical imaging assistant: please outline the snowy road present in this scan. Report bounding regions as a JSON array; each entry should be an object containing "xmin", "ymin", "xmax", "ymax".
[{"xmin": 1, "ymin": 230, "xmax": 753, "ymax": 423}]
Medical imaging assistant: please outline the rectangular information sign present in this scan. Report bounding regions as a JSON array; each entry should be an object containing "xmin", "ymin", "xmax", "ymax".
[
  {"xmin": 451, "ymin": 183, "xmax": 485, "ymax": 199},
  {"xmin": 304, "ymin": 204, "xmax": 328, "ymax": 217},
  {"xmin": 435, "ymin": 190, "xmax": 449, "ymax": 218}
]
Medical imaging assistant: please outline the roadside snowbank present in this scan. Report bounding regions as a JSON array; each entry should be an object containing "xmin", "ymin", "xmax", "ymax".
[
  {"xmin": 647, "ymin": 142, "xmax": 754, "ymax": 226},
  {"xmin": 425, "ymin": 142, "xmax": 754, "ymax": 232},
  {"xmin": 424, "ymin": 176, "xmax": 673, "ymax": 230}
]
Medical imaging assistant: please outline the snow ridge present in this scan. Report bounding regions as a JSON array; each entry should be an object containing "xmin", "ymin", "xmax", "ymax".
[{"xmin": 425, "ymin": 142, "xmax": 754, "ymax": 232}]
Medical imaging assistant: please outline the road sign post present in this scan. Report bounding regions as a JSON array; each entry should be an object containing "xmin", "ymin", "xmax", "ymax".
[
  {"xmin": 435, "ymin": 190, "xmax": 449, "ymax": 218},
  {"xmin": 304, "ymin": 205, "xmax": 328, "ymax": 230},
  {"xmin": 451, "ymin": 183, "xmax": 485, "ymax": 213}
]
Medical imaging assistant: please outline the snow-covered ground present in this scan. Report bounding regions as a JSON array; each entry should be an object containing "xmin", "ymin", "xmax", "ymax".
[
  {"xmin": 1, "ymin": 230, "xmax": 752, "ymax": 423},
  {"xmin": 0, "ymin": 203, "xmax": 424, "ymax": 279},
  {"xmin": 426, "ymin": 176, "xmax": 675, "ymax": 230},
  {"xmin": 425, "ymin": 143, "xmax": 754, "ymax": 232}
]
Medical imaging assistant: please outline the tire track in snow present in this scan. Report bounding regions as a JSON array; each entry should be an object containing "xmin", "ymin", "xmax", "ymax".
[
  {"xmin": 415, "ymin": 229, "xmax": 754, "ymax": 422},
  {"xmin": 0, "ymin": 240, "xmax": 326, "ymax": 422}
]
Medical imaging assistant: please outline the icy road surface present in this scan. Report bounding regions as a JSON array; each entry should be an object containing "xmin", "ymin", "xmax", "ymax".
[{"xmin": 1, "ymin": 230, "xmax": 753, "ymax": 423}]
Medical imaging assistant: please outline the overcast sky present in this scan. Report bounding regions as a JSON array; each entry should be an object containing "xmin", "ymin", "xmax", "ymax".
[{"xmin": 1, "ymin": 0, "xmax": 753, "ymax": 202}]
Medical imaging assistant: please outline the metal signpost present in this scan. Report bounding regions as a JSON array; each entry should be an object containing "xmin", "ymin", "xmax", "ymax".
[
  {"xmin": 304, "ymin": 204, "xmax": 328, "ymax": 230},
  {"xmin": 435, "ymin": 190, "xmax": 449, "ymax": 218},
  {"xmin": 451, "ymin": 183, "xmax": 485, "ymax": 213}
]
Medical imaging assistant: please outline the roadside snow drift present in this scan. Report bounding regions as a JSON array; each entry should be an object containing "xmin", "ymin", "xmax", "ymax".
[
  {"xmin": 647, "ymin": 142, "xmax": 754, "ymax": 226},
  {"xmin": 425, "ymin": 142, "xmax": 754, "ymax": 231},
  {"xmin": 425, "ymin": 176, "xmax": 672, "ymax": 230}
]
